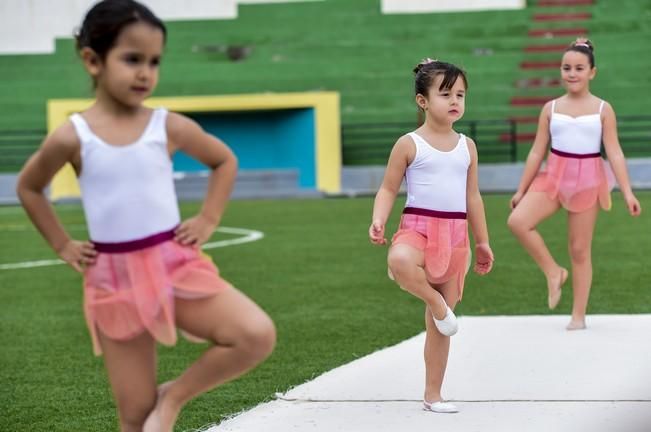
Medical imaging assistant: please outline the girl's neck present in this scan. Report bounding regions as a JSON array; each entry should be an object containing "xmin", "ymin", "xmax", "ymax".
[
  {"xmin": 93, "ymin": 89, "xmax": 146, "ymax": 118},
  {"xmin": 565, "ymin": 88, "xmax": 592, "ymax": 100},
  {"xmin": 422, "ymin": 118, "xmax": 454, "ymax": 135}
]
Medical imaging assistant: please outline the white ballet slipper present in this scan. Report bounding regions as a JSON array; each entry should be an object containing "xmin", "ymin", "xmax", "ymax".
[
  {"xmin": 423, "ymin": 399, "xmax": 459, "ymax": 413},
  {"xmin": 433, "ymin": 306, "xmax": 458, "ymax": 336}
]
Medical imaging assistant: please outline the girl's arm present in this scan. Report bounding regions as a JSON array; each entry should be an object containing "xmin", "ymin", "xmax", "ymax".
[
  {"xmin": 167, "ymin": 113, "xmax": 238, "ymax": 245},
  {"xmin": 601, "ymin": 102, "xmax": 642, "ymax": 216},
  {"xmin": 16, "ymin": 123, "xmax": 96, "ymax": 272},
  {"xmin": 369, "ymin": 135, "xmax": 413, "ymax": 245},
  {"xmin": 511, "ymin": 102, "xmax": 552, "ymax": 209},
  {"xmin": 466, "ymin": 138, "xmax": 493, "ymax": 274}
]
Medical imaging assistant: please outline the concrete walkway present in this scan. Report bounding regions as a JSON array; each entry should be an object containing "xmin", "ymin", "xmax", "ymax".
[{"xmin": 210, "ymin": 315, "xmax": 651, "ymax": 432}]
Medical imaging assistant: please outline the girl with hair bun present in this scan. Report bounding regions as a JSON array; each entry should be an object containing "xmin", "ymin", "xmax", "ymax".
[
  {"xmin": 369, "ymin": 58, "xmax": 494, "ymax": 413},
  {"xmin": 508, "ymin": 38, "xmax": 641, "ymax": 331}
]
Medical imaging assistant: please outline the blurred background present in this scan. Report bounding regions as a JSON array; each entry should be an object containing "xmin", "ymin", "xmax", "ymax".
[{"xmin": 1, "ymin": 0, "xmax": 650, "ymax": 201}]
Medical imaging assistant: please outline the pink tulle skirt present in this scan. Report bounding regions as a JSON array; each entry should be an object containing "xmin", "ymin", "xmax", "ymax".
[
  {"xmin": 83, "ymin": 240, "xmax": 230, "ymax": 355},
  {"xmin": 391, "ymin": 209, "xmax": 470, "ymax": 299},
  {"xmin": 530, "ymin": 151, "xmax": 615, "ymax": 213}
]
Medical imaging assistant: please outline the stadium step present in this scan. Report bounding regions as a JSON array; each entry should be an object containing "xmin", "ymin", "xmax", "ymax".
[
  {"xmin": 499, "ymin": 132, "xmax": 537, "ymax": 143},
  {"xmin": 509, "ymin": 0, "xmax": 595, "ymax": 131},
  {"xmin": 514, "ymin": 77, "xmax": 561, "ymax": 88},
  {"xmin": 533, "ymin": 12, "xmax": 592, "ymax": 21},
  {"xmin": 511, "ymin": 96, "xmax": 555, "ymax": 106},
  {"xmin": 533, "ymin": 13, "xmax": 591, "ymax": 21},
  {"xmin": 520, "ymin": 61, "xmax": 562, "ymax": 69},
  {"xmin": 524, "ymin": 44, "xmax": 568, "ymax": 53},
  {"xmin": 528, "ymin": 28, "xmax": 588, "ymax": 37},
  {"xmin": 509, "ymin": 116, "xmax": 541, "ymax": 124}
]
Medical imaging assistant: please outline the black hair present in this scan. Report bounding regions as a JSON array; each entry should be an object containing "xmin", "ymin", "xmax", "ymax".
[
  {"xmin": 564, "ymin": 38, "xmax": 595, "ymax": 68},
  {"xmin": 413, "ymin": 59, "xmax": 468, "ymax": 98},
  {"xmin": 75, "ymin": 0, "xmax": 167, "ymax": 59}
]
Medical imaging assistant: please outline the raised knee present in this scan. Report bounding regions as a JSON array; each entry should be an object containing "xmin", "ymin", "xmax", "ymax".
[
  {"xmin": 239, "ymin": 317, "xmax": 276, "ymax": 361},
  {"xmin": 507, "ymin": 213, "xmax": 526, "ymax": 235},
  {"xmin": 387, "ymin": 250, "xmax": 414, "ymax": 279}
]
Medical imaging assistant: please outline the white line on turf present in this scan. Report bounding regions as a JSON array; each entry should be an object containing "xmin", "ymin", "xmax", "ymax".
[{"xmin": 0, "ymin": 226, "xmax": 264, "ymax": 271}]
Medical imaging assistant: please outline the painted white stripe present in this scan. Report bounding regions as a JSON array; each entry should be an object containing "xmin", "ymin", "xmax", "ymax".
[
  {"xmin": 203, "ymin": 226, "xmax": 264, "ymax": 249},
  {"xmin": 0, "ymin": 226, "xmax": 264, "ymax": 271},
  {"xmin": 0, "ymin": 259, "xmax": 65, "ymax": 270}
]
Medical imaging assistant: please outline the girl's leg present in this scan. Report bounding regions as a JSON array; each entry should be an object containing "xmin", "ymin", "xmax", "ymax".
[
  {"xmin": 423, "ymin": 277, "xmax": 459, "ymax": 404},
  {"xmin": 566, "ymin": 204, "xmax": 599, "ymax": 329},
  {"xmin": 507, "ymin": 191, "xmax": 568, "ymax": 305},
  {"xmin": 144, "ymin": 287, "xmax": 276, "ymax": 432},
  {"xmin": 97, "ymin": 330, "xmax": 157, "ymax": 432},
  {"xmin": 387, "ymin": 243, "xmax": 448, "ymax": 319}
]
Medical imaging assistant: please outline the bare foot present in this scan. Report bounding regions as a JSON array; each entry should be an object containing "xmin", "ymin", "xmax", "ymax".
[
  {"xmin": 143, "ymin": 381, "xmax": 180, "ymax": 432},
  {"xmin": 566, "ymin": 319, "xmax": 586, "ymax": 331},
  {"xmin": 547, "ymin": 267, "xmax": 568, "ymax": 310}
]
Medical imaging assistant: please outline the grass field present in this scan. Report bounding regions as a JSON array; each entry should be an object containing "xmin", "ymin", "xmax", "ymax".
[{"xmin": 1, "ymin": 192, "xmax": 650, "ymax": 430}]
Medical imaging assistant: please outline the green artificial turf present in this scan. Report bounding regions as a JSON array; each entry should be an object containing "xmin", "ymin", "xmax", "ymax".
[{"xmin": 1, "ymin": 192, "xmax": 650, "ymax": 430}]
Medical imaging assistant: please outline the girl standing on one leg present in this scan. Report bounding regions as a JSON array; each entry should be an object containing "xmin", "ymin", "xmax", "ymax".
[
  {"xmin": 16, "ymin": 1, "xmax": 275, "ymax": 431},
  {"xmin": 507, "ymin": 38, "xmax": 641, "ymax": 330},
  {"xmin": 369, "ymin": 59, "xmax": 494, "ymax": 413}
]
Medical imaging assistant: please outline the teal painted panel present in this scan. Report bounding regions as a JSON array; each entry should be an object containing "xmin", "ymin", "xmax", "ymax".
[{"xmin": 174, "ymin": 108, "xmax": 315, "ymax": 187}]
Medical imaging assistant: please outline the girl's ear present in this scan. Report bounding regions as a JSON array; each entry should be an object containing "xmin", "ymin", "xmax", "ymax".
[
  {"xmin": 80, "ymin": 47, "xmax": 102, "ymax": 77},
  {"xmin": 589, "ymin": 66, "xmax": 597, "ymax": 80},
  {"xmin": 415, "ymin": 93, "xmax": 428, "ymax": 110}
]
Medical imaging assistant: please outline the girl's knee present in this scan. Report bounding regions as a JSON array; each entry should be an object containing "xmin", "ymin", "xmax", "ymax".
[
  {"xmin": 568, "ymin": 241, "xmax": 591, "ymax": 263},
  {"xmin": 507, "ymin": 212, "xmax": 526, "ymax": 234},
  {"xmin": 239, "ymin": 316, "xmax": 276, "ymax": 361},
  {"xmin": 387, "ymin": 249, "xmax": 415, "ymax": 278}
]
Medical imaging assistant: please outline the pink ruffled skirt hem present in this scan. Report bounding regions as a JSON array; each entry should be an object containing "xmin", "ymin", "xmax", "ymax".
[
  {"xmin": 391, "ymin": 213, "xmax": 470, "ymax": 300},
  {"xmin": 530, "ymin": 152, "xmax": 615, "ymax": 213},
  {"xmin": 83, "ymin": 240, "xmax": 230, "ymax": 355}
]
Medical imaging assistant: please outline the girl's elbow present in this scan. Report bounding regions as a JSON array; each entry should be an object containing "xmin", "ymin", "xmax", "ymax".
[
  {"xmin": 15, "ymin": 173, "xmax": 32, "ymax": 199},
  {"xmin": 15, "ymin": 180, "xmax": 39, "ymax": 204}
]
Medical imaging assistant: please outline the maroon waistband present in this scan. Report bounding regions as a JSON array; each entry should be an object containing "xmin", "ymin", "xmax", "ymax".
[
  {"xmin": 92, "ymin": 228, "xmax": 176, "ymax": 253},
  {"xmin": 403, "ymin": 207, "xmax": 467, "ymax": 219},
  {"xmin": 551, "ymin": 147, "xmax": 601, "ymax": 159}
]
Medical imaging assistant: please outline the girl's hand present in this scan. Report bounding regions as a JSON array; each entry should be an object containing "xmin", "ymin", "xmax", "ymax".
[
  {"xmin": 510, "ymin": 191, "xmax": 524, "ymax": 210},
  {"xmin": 625, "ymin": 193, "xmax": 642, "ymax": 217},
  {"xmin": 57, "ymin": 240, "xmax": 97, "ymax": 273},
  {"xmin": 369, "ymin": 220, "xmax": 386, "ymax": 245},
  {"xmin": 473, "ymin": 242, "xmax": 494, "ymax": 275},
  {"xmin": 175, "ymin": 214, "xmax": 217, "ymax": 247}
]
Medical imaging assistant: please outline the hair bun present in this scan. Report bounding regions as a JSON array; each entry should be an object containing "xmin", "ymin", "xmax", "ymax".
[
  {"xmin": 572, "ymin": 37, "xmax": 594, "ymax": 52},
  {"xmin": 413, "ymin": 57, "xmax": 438, "ymax": 74}
]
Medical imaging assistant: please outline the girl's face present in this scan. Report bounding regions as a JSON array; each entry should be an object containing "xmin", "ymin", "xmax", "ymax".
[
  {"xmin": 560, "ymin": 51, "xmax": 595, "ymax": 94},
  {"xmin": 417, "ymin": 74, "xmax": 466, "ymax": 124},
  {"xmin": 86, "ymin": 22, "xmax": 164, "ymax": 108}
]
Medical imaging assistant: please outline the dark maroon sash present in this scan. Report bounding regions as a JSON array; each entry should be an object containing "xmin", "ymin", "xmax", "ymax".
[
  {"xmin": 403, "ymin": 207, "xmax": 467, "ymax": 220},
  {"xmin": 551, "ymin": 147, "xmax": 601, "ymax": 159},
  {"xmin": 93, "ymin": 229, "xmax": 176, "ymax": 253}
]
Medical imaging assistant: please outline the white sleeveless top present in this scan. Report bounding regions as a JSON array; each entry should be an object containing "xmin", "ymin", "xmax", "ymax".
[
  {"xmin": 550, "ymin": 99, "xmax": 604, "ymax": 155},
  {"xmin": 70, "ymin": 108, "xmax": 181, "ymax": 243},
  {"xmin": 404, "ymin": 132, "xmax": 471, "ymax": 213}
]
